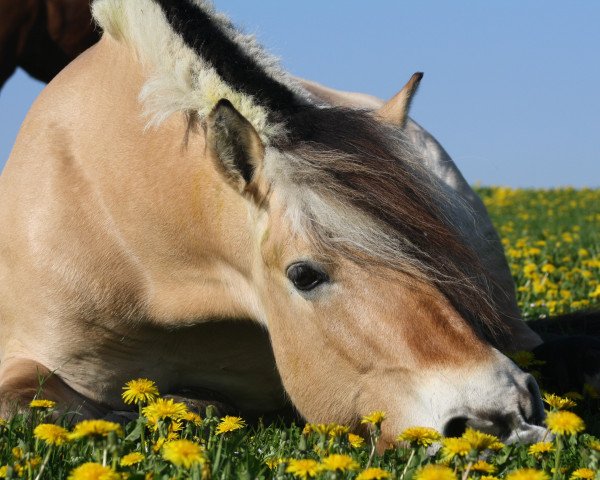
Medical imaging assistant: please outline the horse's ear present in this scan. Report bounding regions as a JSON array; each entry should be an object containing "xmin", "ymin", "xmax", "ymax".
[
  {"xmin": 377, "ymin": 72, "xmax": 423, "ymax": 128},
  {"xmin": 206, "ymin": 99, "xmax": 265, "ymax": 195}
]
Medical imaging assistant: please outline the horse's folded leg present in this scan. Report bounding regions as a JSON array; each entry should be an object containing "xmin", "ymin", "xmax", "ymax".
[
  {"xmin": 164, "ymin": 388, "xmax": 239, "ymax": 418},
  {"xmin": 101, "ymin": 410, "xmax": 139, "ymax": 425},
  {"xmin": 532, "ymin": 336, "xmax": 600, "ymax": 394},
  {"xmin": 0, "ymin": 357, "xmax": 105, "ymax": 419}
]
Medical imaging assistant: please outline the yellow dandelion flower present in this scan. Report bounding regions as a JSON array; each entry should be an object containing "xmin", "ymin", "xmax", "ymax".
[
  {"xmin": 543, "ymin": 392, "xmax": 577, "ymax": 409},
  {"xmin": 121, "ymin": 378, "xmax": 159, "ymax": 405},
  {"xmin": 509, "ymin": 351, "xmax": 545, "ymax": 369},
  {"xmin": 587, "ymin": 438, "xmax": 600, "ymax": 451},
  {"xmin": 545, "ymin": 410, "xmax": 585, "ymax": 435},
  {"xmin": 319, "ymin": 454, "xmax": 359, "ymax": 472},
  {"xmin": 162, "ymin": 439, "xmax": 205, "ymax": 469},
  {"xmin": 441, "ymin": 437, "xmax": 471, "ymax": 459},
  {"xmin": 12, "ymin": 447, "xmax": 23, "ymax": 460},
  {"xmin": 69, "ymin": 420, "xmax": 123, "ymax": 440},
  {"xmin": 142, "ymin": 398, "xmax": 188, "ymax": 426},
  {"xmin": 505, "ymin": 468, "xmax": 549, "ymax": 480},
  {"xmin": 462, "ymin": 428, "xmax": 500, "ymax": 451},
  {"xmin": 348, "ymin": 433, "xmax": 365, "ymax": 448},
  {"xmin": 181, "ymin": 411, "xmax": 203, "ymax": 426},
  {"xmin": 397, "ymin": 426, "xmax": 441, "ymax": 446},
  {"xmin": 34, "ymin": 423, "xmax": 69, "ymax": 446},
  {"xmin": 328, "ymin": 425, "xmax": 350, "ymax": 437},
  {"xmin": 25, "ymin": 456, "xmax": 42, "ymax": 470},
  {"xmin": 488, "ymin": 440, "xmax": 505, "ymax": 451},
  {"xmin": 313, "ymin": 424, "xmax": 334, "ymax": 435},
  {"xmin": 0, "ymin": 466, "xmax": 6, "ymax": 478},
  {"xmin": 528, "ymin": 441, "xmax": 554, "ymax": 456},
  {"xmin": 570, "ymin": 468, "xmax": 595, "ymax": 480},
  {"xmin": 414, "ymin": 464, "xmax": 457, "ymax": 480},
  {"xmin": 361, "ymin": 411, "xmax": 386, "ymax": 426},
  {"xmin": 303, "ymin": 423, "xmax": 341, "ymax": 435},
  {"xmin": 356, "ymin": 467, "xmax": 392, "ymax": 480},
  {"xmin": 564, "ymin": 391, "xmax": 584, "ymax": 400},
  {"xmin": 471, "ymin": 461, "xmax": 497, "ymax": 474},
  {"xmin": 265, "ymin": 457, "xmax": 285, "ymax": 470},
  {"xmin": 285, "ymin": 459, "xmax": 320, "ymax": 479},
  {"xmin": 541, "ymin": 264, "xmax": 556, "ymax": 274},
  {"xmin": 0, "ymin": 418, "xmax": 6, "ymax": 428},
  {"xmin": 523, "ymin": 263, "xmax": 537, "ymax": 276},
  {"xmin": 152, "ymin": 437, "xmax": 167, "ymax": 453},
  {"xmin": 312, "ymin": 445, "xmax": 326, "ymax": 457},
  {"xmin": 67, "ymin": 462, "xmax": 120, "ymax": 480},
  {"xmin": 480, "ymin": 476, "xmax": 500, "ymax": 480},
  {"xmin": 29, "ymin": 399, "xmax": 56, "ymax": 409},
  {"xmin": 120, "ymin": 452, "xmax": 145, "ymax": 467},
  {"xmin": 215, "ymin": 415, "xmax": 246, "ymax": 434}
]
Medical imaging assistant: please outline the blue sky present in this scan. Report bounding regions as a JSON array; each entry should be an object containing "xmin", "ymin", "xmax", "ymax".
[{"xmin": 1, "ymin": 1, "xmax": 598, "ymax": 187}]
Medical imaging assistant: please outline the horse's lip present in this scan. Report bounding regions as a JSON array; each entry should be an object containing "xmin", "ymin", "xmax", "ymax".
[{"xmin": 504, "ymin": 423, "xmax": 549, "ymax": 444}]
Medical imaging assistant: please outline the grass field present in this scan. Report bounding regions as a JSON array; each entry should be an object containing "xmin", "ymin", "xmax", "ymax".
[
  {"xmin": 0, "ymin": 187, "xmax": 599, "ymax": 480},
  {"xmin": 477, "ymin": 187, "xmax": 600, "ymax": 319}
]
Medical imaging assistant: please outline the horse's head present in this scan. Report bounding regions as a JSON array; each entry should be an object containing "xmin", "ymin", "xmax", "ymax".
[{"xmin": 204, "ymin": 97, "xmax": 545, "ymax": 444}]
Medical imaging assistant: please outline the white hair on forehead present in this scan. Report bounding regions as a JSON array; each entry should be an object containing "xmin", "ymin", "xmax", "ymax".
[{"xmin": 92, "ymin": 0, "xmax": 311, "ymax": 143}]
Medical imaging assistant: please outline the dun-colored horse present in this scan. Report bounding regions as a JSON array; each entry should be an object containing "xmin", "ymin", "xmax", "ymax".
[{"xmin": 0, "ymin": 0, "xmax": 553, "ymax": 443}]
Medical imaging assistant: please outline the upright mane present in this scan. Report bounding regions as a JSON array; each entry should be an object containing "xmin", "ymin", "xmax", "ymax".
[
  {"xmin": 92, "ymin": 0, "xmax": 312, "ymax": 142},
  {"xmin": 92, "ymin": 0, "xmax": 506, "ymax": 343}
]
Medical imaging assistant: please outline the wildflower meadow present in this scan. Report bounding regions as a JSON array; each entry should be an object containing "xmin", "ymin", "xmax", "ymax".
[{"xmin": 0, "ymin": 187, "xmax": 598, "ymax": 479}]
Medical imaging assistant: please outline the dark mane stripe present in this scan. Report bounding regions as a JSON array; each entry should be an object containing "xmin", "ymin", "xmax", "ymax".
[{"xmin": 154, "ymin": 0, "xmax": 305, "ymax": 118}]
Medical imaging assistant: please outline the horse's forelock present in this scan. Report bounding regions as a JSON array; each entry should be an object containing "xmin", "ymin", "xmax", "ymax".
[{"xmin": 275, "ymin": 108, "xmax": 507, "ymax": 346}]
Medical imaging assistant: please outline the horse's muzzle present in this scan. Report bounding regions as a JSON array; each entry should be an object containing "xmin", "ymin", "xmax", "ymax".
[{"xmin": 442, "ymin": 373, "xmax": 546, "ymax": 443}]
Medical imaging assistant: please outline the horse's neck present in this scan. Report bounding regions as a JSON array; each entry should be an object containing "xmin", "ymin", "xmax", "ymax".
[{"xmin": 51, "ymin": 35, "xmax": 263, "ymax": 324}]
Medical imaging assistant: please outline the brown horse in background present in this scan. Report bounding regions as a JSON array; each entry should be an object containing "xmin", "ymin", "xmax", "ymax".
[{"xmin": 0, "ymin": 0, "xmax": 97, "ymax": 90}]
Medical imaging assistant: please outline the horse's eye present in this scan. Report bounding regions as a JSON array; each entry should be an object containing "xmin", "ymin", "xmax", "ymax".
[{"xmin": 286, "ymin": 263, "xmax": 328, "ymax": 291}]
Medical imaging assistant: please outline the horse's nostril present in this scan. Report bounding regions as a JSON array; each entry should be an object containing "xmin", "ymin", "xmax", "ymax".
[
  {"xmin": 444, "ymin": 413, "xmax": 512, "ymax": 439},
  {"xmin": 443, "ymin": 416, "xmax": 469, "ymax": 437},
  {"xmin": 524, "ymin": 376, "xmax": 545, "ymax": 425}
]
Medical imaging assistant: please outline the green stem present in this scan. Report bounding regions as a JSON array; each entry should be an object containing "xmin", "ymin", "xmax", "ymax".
[
  {"xmin": 400, "ymin": 448, "xmax": 416, "ymax": 480},
  {"xmin": 552, "ymin": 435, "xmax": 562, "ymax": 480},
  {"xmin": 138, "ymin": 402, "xmax": 146, "ymax": 454},
  {"xmin": 33, "ymin": 448, "xmax": 52, "ymax": 480},
  {"xmin": 365, "ymin": 427, "xmax": 380, "ymax": 469},
  {"xmin": 212, "ymin": 434, "xmax": 224, "ymax": 477},
  {"xmin": 462, "ymin": 461, "xmax": 473, "ymax": 480}
]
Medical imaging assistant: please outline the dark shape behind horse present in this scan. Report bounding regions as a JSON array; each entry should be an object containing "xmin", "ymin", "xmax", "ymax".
[
  {"xmin": 0, "ymin": 0, "xmax": 98, "ymax": 90},
  {"xmin": 528, "ymin": 311, "xmax": 600, "ymax": 394}
]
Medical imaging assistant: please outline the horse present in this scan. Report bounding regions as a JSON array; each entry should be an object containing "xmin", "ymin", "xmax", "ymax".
[
  {"xmin": 0, "ymin": 0, "xmax": 554, "ymax": 444},
  {"xmin": 0, "ymin": 0, "xmax": 98, "ymax": 91},
  {"xmin": 0, "ymin": 0, "xmax": 545, "ymax": 354}
]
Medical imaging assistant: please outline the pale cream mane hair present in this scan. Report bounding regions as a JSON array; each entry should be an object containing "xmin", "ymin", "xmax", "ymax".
[{"xmin": 92, "ymin": 0, "xmax": 311, "ymax": 142}]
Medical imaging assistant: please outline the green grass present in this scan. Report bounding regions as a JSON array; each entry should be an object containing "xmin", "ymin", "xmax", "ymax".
[{"xmin": 1, "ymin": 187, "xmax": 599, "ymax": 480}]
